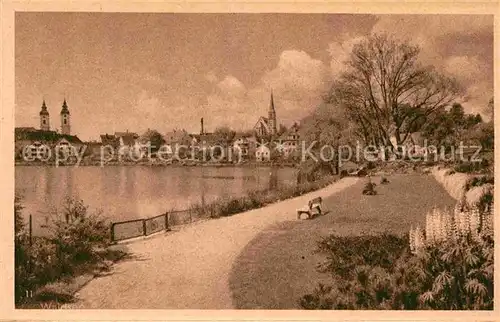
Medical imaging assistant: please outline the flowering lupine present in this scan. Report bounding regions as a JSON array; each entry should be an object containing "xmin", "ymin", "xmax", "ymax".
[{"xmin": 410, "ymin": 197, "xmax": 493, "ymax": 253}]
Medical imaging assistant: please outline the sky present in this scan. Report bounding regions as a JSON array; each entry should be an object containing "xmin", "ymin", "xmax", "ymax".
[{"xmin": 15, "ymin": 13, "xmax": 493, "ymax": 141}]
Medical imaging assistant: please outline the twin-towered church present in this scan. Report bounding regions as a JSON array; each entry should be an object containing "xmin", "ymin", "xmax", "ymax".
[
  {"xmin": 39, "ymin": 98, "xmax": 71, "ymax": 135},
  {"xmin": 15, "ymin": 99, "xmax": 84, "ymax": 160}
]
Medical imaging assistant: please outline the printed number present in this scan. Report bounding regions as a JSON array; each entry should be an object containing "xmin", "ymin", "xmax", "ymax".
[{"xmin": 25, "ymin": 290, "xmax": 33, "ymax": 298}]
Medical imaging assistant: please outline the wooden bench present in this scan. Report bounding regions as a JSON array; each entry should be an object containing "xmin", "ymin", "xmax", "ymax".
[{"xmin": 297, "ymin": 196, "xmax": 323, "ymax": 219}]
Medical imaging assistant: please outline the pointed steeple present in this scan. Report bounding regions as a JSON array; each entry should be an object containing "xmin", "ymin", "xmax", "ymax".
[
  {"xmin": 269, "ymin": 90, "xmax": 275, "ymax": 113},
  {"xmin": 40, "ymin": 99, "xmax": 50, "ymax": 131},
  {"xmin": 268, "ymin": 90, "xmax": 277, "ymax": 135},
  {"xmin": 39, "ymin": 99, "xmax": 49, "ymax": 115},
  {"xmin": 60, "ymin": 98, "xmax": 71, "ymax": 135},
  {"xmin": 60, "ymin": 98, "xmax": 70, "ymax": 115}
]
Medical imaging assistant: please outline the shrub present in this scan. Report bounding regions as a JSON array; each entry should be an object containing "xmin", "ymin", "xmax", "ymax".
[
  {"xmin": 380, "ymin": 176, "xmax": 389, "ymax": 184},
  {"xmin": 454, "ymin": 161, "xmax": 490, "ymax": 174},
  {"xmin": 190, "ymin": 176, "xmax": 336, "ymax": 219},
  {"xmin": 464, "ymin": 175, "xmax": 494, "ymax": 192},
  {"xmin": 301, "ymin": 197, "xmax": 494, "ymax": 310},
  {"xmin": 301, "ymin": 232, "xmax": 493, "ymax": 310},
  {"xmin": 445, "ymin": 169, "xmax": 456, "ymax": 176},
  {"xmin": 362, "ymin": 179, "xmax": 377, "ymax": 195},
  {"xmin": 315, "ymin": 234, "xmax": 408, "ymax": 279},
  {"xmin": 15, "ymin": 197, "xmax": 112, "ymax": 305},
  {"xmin": 366, "ymin": 161, "xmax": 376, "ymax": 170},
  {"xmin": 297, "ymin": 159, "xmax": 335, "ymax": 184},
  {"xmin": 15, "ymin": 195, "xmax": 30, "ymax": 302},
  {"xmin": 45, "ymin": 198, "xmax": 110, "ymax": 269}
]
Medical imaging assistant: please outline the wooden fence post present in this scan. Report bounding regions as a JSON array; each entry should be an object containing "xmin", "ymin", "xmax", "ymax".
[
  {"xmin": 142, "ymin": 219, "xmax": 147, "ymax": 236},
  {"xmin": 28, "ymin": 214, "xmax": 32, "ymax": 247},
  {"xmin": 110, "ymin": 223, "xmax": 115, "ymax": 242},
  {"xmin": 165, "ymin": 212, "xmax": 169, "ymax": 231}
]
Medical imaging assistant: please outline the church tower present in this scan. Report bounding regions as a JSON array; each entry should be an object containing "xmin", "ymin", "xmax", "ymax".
[
  {"xmin": 268, "ymin": 91, "xmax": 277, "ymax": 135},
  {"xmin": 60, "ymin": 99, "xmax": 70, "ymax": 135},
  {"xmin": 39, "ymin": 100, "xmax": 50, "ymax": 131}
]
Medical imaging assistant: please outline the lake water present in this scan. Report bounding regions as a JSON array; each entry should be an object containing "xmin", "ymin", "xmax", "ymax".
[{"xmin": 15, "ymin": 165, "xmax": 298, "ymax": 235}]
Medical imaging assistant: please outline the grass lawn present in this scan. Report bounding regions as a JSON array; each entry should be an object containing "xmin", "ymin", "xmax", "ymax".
[{"xmin": 229, "ymin": 174, "xmax": 457, "ymax": 309}]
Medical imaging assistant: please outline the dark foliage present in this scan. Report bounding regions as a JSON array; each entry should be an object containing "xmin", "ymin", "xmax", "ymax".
[
  {"xmin": 15, "ymin": 197, "xmax": 112, "ymax": 304},
  {"xmin": 300, "ymin": 232, "xmax": 494, "ymax": 310},
  {"xmin": 362, "ymin": 179, "xmax": 377, "ymax": 195},
  {"xmin": 454, "ymin": 161, "xmax": 490, "ymax": 174}
]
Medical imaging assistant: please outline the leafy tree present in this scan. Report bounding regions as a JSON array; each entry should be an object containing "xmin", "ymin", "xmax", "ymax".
[
  {"xmin": 214, "ymin": 126, "xmax": 236, "ymax": 145},
  {"xmin": 139, "ymin": 129, "xmax": 165, "ymax": 153},
  {"xmin": 300, "ymin": 103, "xmax": 358, "ymax": 173},
  {"xmin": 420, "ymin": 103, "xmax": 484, "ymax": 149},
  {"xmin": 326, "ymin": 34, "xmax": 463, "ymax": 152},
  {"xmin": 468, "ymin": 122, "xmax": 494, "ymax": 150}
]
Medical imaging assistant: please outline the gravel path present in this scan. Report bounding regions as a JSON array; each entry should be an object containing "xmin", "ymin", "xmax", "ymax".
[{"xmin": 76, "ymin": 177, "xmax": 358, "ymax": 309}]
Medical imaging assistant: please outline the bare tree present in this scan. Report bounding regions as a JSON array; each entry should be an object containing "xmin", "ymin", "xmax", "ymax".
[{"xmin": 327, "ymin": 34, "xmax": 463, "ymax": 152}]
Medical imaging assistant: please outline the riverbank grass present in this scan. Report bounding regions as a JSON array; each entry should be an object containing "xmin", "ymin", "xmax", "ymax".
[{"xmin": 189, "ymin": 176, "xmax": 337, "ymax": 219}]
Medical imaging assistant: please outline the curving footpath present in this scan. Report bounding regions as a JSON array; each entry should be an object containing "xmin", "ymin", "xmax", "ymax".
[{"xmin": 76, "ymin": 177, "xmax": 358, "ymax": 309}]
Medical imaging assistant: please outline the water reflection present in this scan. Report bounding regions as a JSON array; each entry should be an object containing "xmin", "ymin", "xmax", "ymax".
[{"xmin": 15, "ymin": 165, "xmax": 297, "ymax": 235}]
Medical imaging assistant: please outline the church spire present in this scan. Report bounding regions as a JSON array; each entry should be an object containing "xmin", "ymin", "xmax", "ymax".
[
  {"xmin": 40, "ymin": 99, "xmax": 50, "ymax": 131},
  {"xmin": 60, "ymin": 98, "xmax": 71, "ymax": 135},
  {"xmin": 60, "ymin": 98, "xmax": 69, "ymax": 115},
  {"xmin": 40, "ymin": 99, "xmax": 49, "ymax": 115},
  {"xmin": 269, "ymin": 90, "xmax": 275, "ymax": 113},
  {"xmin": 268, "ymin": 90, "xmax": 277, "ymax": 135}
]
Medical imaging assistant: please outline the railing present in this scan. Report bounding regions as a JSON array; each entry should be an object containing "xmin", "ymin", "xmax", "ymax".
[
  {"xmin": 110, "ymin": 209, "xmax": 208, "ymax": 242},
  {"xmin": 110, "ymin": 212, "xmax": 169, "ymax": 242}
]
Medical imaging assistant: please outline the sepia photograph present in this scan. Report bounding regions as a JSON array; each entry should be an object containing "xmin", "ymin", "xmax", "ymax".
[{"xmin": 6, "ymin": 6, "xmax": 496, "ymax": 315}]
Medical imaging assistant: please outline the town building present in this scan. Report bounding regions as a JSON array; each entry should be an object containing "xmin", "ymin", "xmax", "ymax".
[
  {"xmin": 84, "ymin": 141, "xmax": 103, "ymax": 160},
  {"xmin": 232, "ymin": 134, "xmax": 251, "ymax": 159},
  {"xmin": 255, "ymin": 144, "xmax": 271, "ymax": 162},
  {"xmin": 99, "ymin": 131, "xmax": 143, "ymax": 159},
  {"xmin": 276, "ymin": 122, "xmax": 301, "ymax": 157}
]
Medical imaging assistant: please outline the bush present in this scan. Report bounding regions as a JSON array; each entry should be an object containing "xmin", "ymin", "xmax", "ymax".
[
  {"xmin": 190, "ymin": 176, "xmax": 336, "ymax": 219},
  {"xmin": 445, "ymin": 169, "xmax": 456, "ymax": 176},
  {"xmin": 297, "ymin": 159, "xmax": 335, "ymax": 184},
  {"xmin": 15, "ymin": 197, "xmax": 112, "ymax": 304},
  {"xmin": 315, "ymin": 234, "xmax": 408, "ymax": 279},
  {"xmin": 15, "ymin": 195, "xmax": 31, "ymax": 302},
  {"xmin": 362, "ymin": 179, "xmax": 377, "ymax": 195},
  {"xmin": 46, "ymin": 198, "xmax": 110, "ymax": 269},
  {"xmin": 301, "ymin": 232, "xmax": 493, "ymax": 310},
  {"xmin": 454, "ymin": 161, "xmax": 490, "ymax": 174},
  {"xmin": 301, "ymin": 198, "xmax": 494, "ymax": 310},
  {"xmin": 464, "ymin": 175, "xmax": 494, "ymax": 192},
  {"xmin": 366, "ymin": 161, "xmax": 376, "ymax": 170},
  {"xmin": 380, "ymin": 176, "xmax": 389, "ymax": 184}
]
